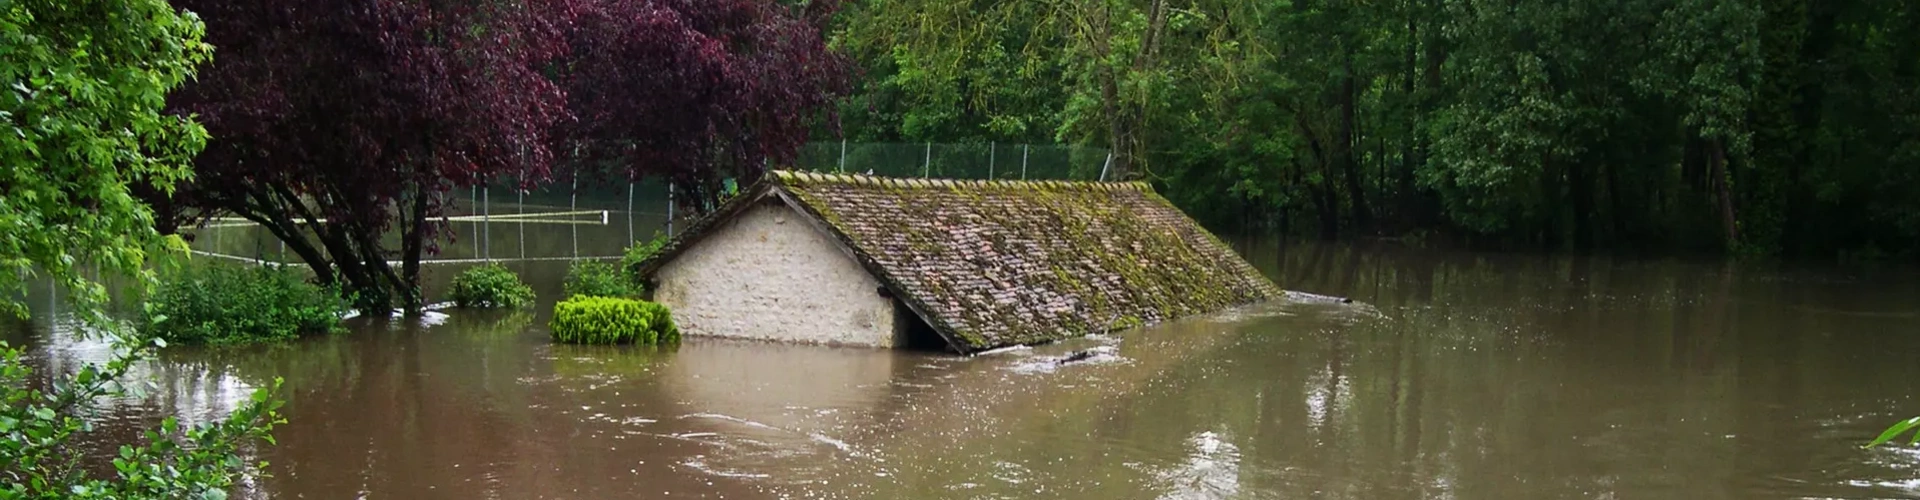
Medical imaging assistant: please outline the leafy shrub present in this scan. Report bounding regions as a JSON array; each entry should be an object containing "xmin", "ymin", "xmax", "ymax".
[
  {"xmin": 549, "ymin": 295, "xmax": 680, "ymax": 345},
  {"xmin": 1, "ymin": 340, "xmax": 284, "ymax": 500},
  {"xmin": 564, "ymin": 260, "xmax": 635, "ymax": 298},
  {"xmin": 146, "ymin": 264, "xmax": 350, "ymax": 345},
  {"xmin": 619, "ymin": 232, "xmax": 671, "ymax": 286},
  {"xmin": 449, "ymin": 263, "xmax": 535, "ymax": 308}
]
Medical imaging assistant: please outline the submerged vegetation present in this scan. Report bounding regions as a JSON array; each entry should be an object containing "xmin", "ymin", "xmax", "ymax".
[
  {"xmin": 550, "ymin": 296, "xmax": 679, "ymax": 345},
  {"xmin": 450, "ymin": 264, "xmax": 536, "ymax": 309},
  {"xmin": 146, "ymin": 264, "xmax": 350, "ymax": 345}
]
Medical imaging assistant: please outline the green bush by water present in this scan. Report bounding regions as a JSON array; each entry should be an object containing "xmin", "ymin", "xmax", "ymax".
[
  {"xmin": 145, "ymin": 264, "xmax": 350, "ymax": 345},
  {"xmin": 620, "ymin": 232, "xmax": 669, "ymax": 284},
  {"xmin": 564, "ymin": 260, "xmax": 636, "ymax": 298},
  {"xmin": 549, "ymin": 296, "xmax": 679, "ymax": 345},
  {"xmin": 449, "ymin": 263, "xmax": 536, "ymax": 308}
]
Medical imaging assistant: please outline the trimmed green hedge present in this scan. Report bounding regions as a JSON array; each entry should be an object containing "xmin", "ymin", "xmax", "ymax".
[
  {"xmin": 145, "ymin": 264, "xmax": 350, "ymax": 345},
  {"xmin": 549, "ymin": 296, "xmax": 679, "ymax": 345},
  {"xmin": 449, "ymin": 263, "xmax": 535, "ymax": 308}
]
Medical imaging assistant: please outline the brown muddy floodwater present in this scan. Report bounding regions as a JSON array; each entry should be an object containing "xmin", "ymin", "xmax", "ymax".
[{"xmin": 7, "ymin": 237, "xmax": 1920, "ymax": 499}]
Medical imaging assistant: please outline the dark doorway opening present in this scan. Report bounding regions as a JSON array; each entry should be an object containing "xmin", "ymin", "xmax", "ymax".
[{"xmin": 892, "ymin": 299, "xmax": 951, "ymax": 352}]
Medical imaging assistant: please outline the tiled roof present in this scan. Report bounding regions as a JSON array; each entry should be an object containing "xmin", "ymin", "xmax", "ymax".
[{"xmin": 638, "ymin": 170, "xmax": 1283, "ymax": 353}]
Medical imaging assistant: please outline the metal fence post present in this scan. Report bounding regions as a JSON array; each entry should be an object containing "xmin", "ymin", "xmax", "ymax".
[
  {"xmin": 1022, "ymin": 144, "xmax": 1030, "ymax": 180},
  {"xmin": 667, "ymin": 183, "xmax": 676, "ymax": 237},
  {"xmin": 1099, "ymin": 152, "xmax": 1113, "ymax": 182},
  {"xmin": 570, "ymin": 175, "xmax": 579, "ymax": 258},
  {"xmin": 518, "ymin": 169, "xmax": 526, "ymax": 260},
  {"xmin": 989, "ymin": 142, "xmax": 996, "ymax": 179},
  {"xmin": 482, "ymin": 179, "xmax": 490, "ymax": 261},
  {"xmin": 627, "ymin": 182, "xmax": 635, "ymax": 243},
  {"xmin": 470, "ymin": 186, "xmax": 479, "ymax": 258},
  {"xmin": 839, "ymin": 139, "xmax": 847, "ymax": 173},
  {"xmin": 923, "ymin": 142, "xmax": 931, "ymax": 178}
]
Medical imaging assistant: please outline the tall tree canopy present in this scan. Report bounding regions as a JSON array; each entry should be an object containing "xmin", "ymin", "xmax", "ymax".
[
  {"xmin": 564, "ymin": 0, "xmax": 850, "ymax": 206},
  {"xmin": 832, "ymin": 0, "xmax": 1920, "ymax": 257},
  {"xmin": 161, "ymin": 0, "xmax": 849, "ymax": 310},
  {"xmin": 835, "ymin": 0, "xmax": 1176, "ymax": 178},
  {"xmin": 166, "ymin": 0, "xmax": 577, "ymax": 310}
]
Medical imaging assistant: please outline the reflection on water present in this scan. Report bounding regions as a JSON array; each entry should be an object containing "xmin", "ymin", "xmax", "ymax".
[
  {"xmin": 7, "ymin": 238, "xmax": 1920, "ymax": 499},
  {"xmin": 1153, "ymin": 431, "xmax": 1240, "ymax": 500}
]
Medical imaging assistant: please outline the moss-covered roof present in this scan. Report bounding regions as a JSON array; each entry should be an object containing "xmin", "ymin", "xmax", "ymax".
[{"xmin": 638, "ymin": 170, "xmax": 1283, "ymax": 354}]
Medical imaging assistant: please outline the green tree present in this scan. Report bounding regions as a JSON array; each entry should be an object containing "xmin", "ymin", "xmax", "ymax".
[
  {"xmin": 833, "ymin": 0, "xmax": 1920, "ymax": 258},
  {"xmin": 1, "ymin": 0, "xmax": 281, "ymax": 497}
]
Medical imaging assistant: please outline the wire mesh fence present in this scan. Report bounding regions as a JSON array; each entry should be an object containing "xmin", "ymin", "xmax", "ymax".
[
  {"xmin": 791, "ymin": 142, "xmax": 1110, "ymax": 181},
  {"xmin": 187, "ymin": 142, "xmax": 1106, "ymax": 265}
]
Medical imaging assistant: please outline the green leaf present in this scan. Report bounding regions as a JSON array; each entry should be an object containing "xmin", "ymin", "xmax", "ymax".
[{"xmin": 1866, "ymin": 416, "xmax": 1920, "ymax": 448}]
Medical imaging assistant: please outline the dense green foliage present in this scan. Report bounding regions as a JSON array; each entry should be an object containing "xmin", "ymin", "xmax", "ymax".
[
  {"xmin": 564, "ymin": 260, "xmax": 636, "ymax": 298},
  {"xmin": 145, "ymin": 264, "xmax": 350, "ymax": 345},
  {"xmin": 0, "ymin": 344, "xmax": 283, "ymax": 500},
  {"xmin": 549, "ymin": 296, "xmax": 679, "ymax": 345},
  {"xmin": 449, "ymin": 264, "xmax": 536, "ymax": 309},
  {"xmin": 832, "ymin": 0, "xmax": 1920, "ymax": 257},
  {"xmin": 620, "ymin": 233, "xmax": 669, "ymax": 282},
  {"xmin": 1, "ymin": 0, "xmax": 281, "ymax": 496},
  {"xmin": 1, "ymin": 0, "xmax": 206, "ymax": 321}
]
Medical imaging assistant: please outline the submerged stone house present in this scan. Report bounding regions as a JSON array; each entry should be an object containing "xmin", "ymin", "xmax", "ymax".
[{"xmin": 633, "ymin": 170, "xmax": 1283, "ymax": 354}]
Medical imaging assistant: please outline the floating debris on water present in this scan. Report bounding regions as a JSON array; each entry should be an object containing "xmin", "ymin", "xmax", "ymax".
[
  {"xmin": 973, "ymin": 345, "xmax": 1033, "ymax": 357},
  {"xmin": 1008, "ymin": 345, "xmax": 1127, "ymax": 374}
]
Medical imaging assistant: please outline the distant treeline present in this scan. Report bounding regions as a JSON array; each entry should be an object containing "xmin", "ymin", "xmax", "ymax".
[{"xmin": 824, "ymin": 0, "xmax": 1920, "ymax": 258}]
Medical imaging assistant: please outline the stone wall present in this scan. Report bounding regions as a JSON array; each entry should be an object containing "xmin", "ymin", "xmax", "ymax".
[{"xmin": 652, "ymin": 202, "xmax": 900, "ymax": 347}]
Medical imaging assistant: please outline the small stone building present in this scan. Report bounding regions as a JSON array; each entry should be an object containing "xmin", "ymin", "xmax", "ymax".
[{"xmin": 633, "ymin": 170, "xmax": 1283, "ymax": 354}]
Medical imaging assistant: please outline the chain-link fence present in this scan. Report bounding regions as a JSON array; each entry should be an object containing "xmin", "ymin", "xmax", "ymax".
[
  {"xmin": 188, "ymin": 142, "xmax": 1108, "ymax": 265},
  {"xmin": 790, "ymin": 142, "xmax": 1111, "ymax": 181}
]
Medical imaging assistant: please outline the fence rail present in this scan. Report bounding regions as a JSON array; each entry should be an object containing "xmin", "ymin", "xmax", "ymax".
[
  {"xmin": 789, "ymin": 142, "xmax": 1111, "ymax": 181},
  {"xmin": 187, "ymin": 142, "xmax": 1107, "ymax": 265}
]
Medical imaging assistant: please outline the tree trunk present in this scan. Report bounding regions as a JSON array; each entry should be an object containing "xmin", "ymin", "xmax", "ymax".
[
  {"xmin": 1296, "ymin": 115, "xmax": 1341, "ymax": 239},
  {"xmin": 1338, "ymin": 46, "xmax": 1371, "ymax": 230},
  {"xmin": 1708, "ymin": 139, "xmax": 1740, "ymax": 248},
  {"xmin": 1101, "ymin": 68, "xmax": 1132, "ymax": 179},
  {"xmin": 1400, "ymin": 0, "xmax": 1418, "ymax": 206},
  {"xmin": 398, "ymin": 183, "xmax": 431, "ymax": 312},
  {"xmin": 1569, "ymin": 160, "xmax": 1595, "ymax": 251},
  {"xmin": 1540, "ymin": 152, "xmax": 1563, "ymax": 249},
  {"xmin": 1605, "ymin": 162, "xmax": 1629, "ymax": 243}
]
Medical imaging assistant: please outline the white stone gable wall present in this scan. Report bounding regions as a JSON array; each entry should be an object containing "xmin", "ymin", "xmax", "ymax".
[{"xmin": 651, "ymin": 202, "xmax": 899, "ymax": 347}]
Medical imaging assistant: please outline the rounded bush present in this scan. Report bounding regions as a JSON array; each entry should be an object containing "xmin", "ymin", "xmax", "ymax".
[{"xmin": 549, "ymin": 295, "xmax": 679, "ymax": 345}]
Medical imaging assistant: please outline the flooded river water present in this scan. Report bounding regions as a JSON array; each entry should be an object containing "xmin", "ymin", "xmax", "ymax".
[{"xmin": 7, "ymin": 234, "xmax": 1920, "ymax": 499}]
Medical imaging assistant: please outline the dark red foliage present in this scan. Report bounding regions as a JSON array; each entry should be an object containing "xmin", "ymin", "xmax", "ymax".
[
  {"xmin": 561, "ymin": 0, "xmax": 849, "ymax": 196},
  {"xmin": 167, "ymin": 0, "xmax": 579, "ymax": 309},
  {"xmin": 159, "ymin": 0, "xmax": 846, "ymax": 309}
]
